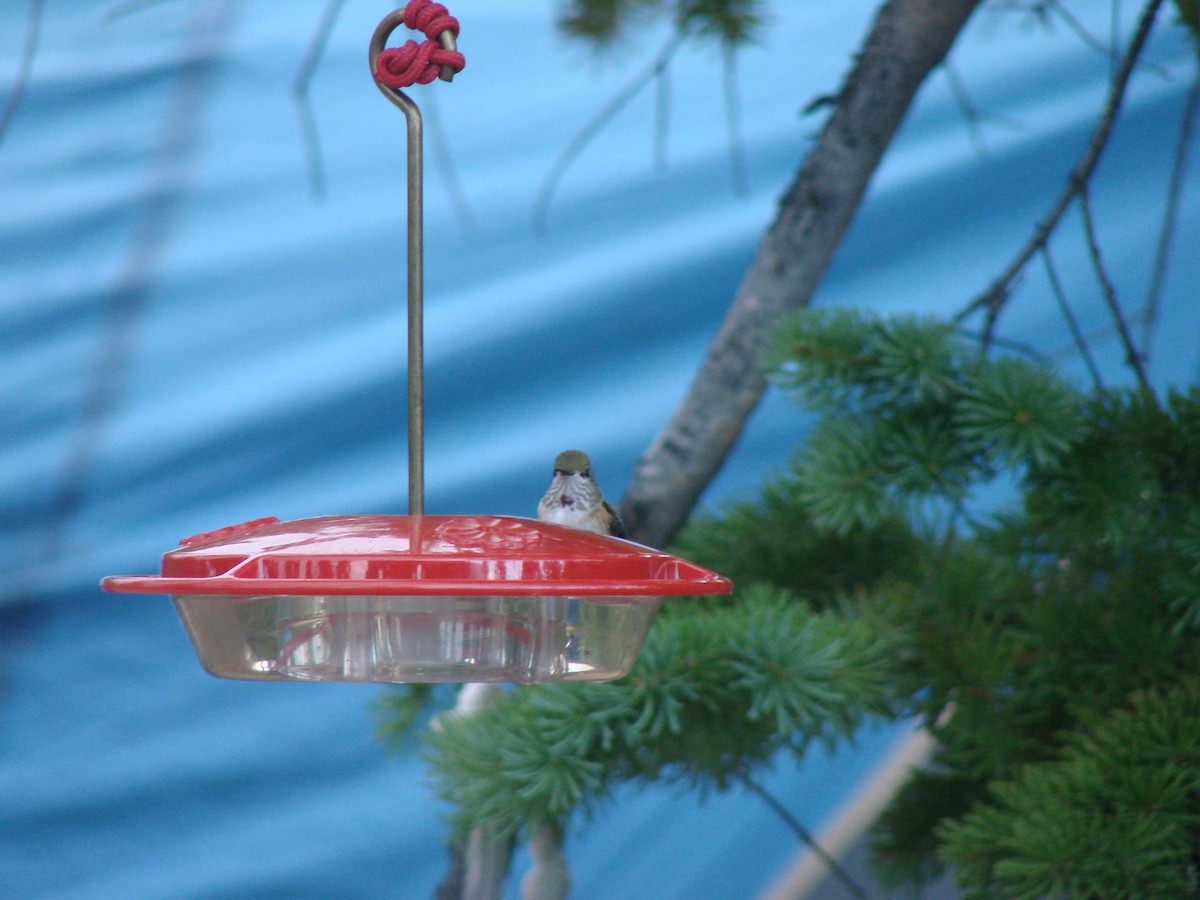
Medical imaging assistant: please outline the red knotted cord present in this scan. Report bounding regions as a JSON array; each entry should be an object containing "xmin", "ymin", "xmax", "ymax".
[{"xmin": 373, "ymin": 0, "xmax": 465, "ymax": 88}]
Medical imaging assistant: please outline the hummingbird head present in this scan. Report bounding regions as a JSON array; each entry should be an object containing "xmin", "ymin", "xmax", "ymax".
[
  {"xmin": 543, "ymin": 450, "xmax": 601, "ymax": 509},
  {"xmin": 552, "ymin": 450, "xmax": 593, "ymax": 480}
]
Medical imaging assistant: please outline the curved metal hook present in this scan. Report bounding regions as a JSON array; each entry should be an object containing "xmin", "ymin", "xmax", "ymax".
[
  {"xmin": 368, "ymin": 8, "xmax": 457, "ymax": 518},
  {"xmin": 369, "ymin": 7, "xmax": 459, "ymax": 98}
]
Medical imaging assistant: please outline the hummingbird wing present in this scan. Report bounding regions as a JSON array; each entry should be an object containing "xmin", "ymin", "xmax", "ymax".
[{"xmin": 603, "ymin": 500, "xmax": 626, "ymax": 539}]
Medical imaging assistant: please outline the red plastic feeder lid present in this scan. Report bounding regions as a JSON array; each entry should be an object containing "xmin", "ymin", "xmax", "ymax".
[{"xmin": 100, "ymin": 515, "xmax": 733, "ymax": 597}]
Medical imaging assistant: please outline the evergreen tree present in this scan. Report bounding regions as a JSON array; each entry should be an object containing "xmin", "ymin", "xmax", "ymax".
[
  {"xmin": 368, "ymin": 1, "xmax": 1200, "ymax": 895},
  {"xmin": 381, "ymin": 308, "xmax": 1200, "ymax": 895}
]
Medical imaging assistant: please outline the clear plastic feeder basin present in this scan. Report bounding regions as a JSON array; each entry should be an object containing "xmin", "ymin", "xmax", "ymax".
[{"xmin": 102, "ymin": 515, "xmax": 732, "ymax": 684}]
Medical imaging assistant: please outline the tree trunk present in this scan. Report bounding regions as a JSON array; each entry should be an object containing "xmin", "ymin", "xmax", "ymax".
[{"xmin": 619, "ymin": 0, "xmax": 985, "ymax": 549}]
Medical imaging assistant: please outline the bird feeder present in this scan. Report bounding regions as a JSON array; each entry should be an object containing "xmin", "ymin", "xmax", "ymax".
[{"xmin": 100, "ymin": 4, "xmax": 731, "ymax": 684}]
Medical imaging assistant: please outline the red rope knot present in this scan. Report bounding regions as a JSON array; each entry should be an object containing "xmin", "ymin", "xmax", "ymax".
[{"xmin": 374, "ymin": 0, "xmax": 465, "ymax": 89}]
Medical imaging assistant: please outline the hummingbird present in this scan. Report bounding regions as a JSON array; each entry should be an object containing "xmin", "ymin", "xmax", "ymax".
[{"xmin": 537, "ymin": 450, "xmax": 626, "ymax": 538}]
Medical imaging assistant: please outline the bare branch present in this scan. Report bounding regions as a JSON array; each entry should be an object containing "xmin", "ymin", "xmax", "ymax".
[
  {"xmin": 1078, "ymin": 185, "xmax": 1150, "ymax": 388},
  {"xmin": 291, "ymin": 1, "xmax": 474, "ymax": 228},
  {"xmin": 1141, "ymin": 66, "xmax": 1200, "ymax": 360},
  {"xmin": 954, "ymin": 0, "xmax": 1167, "ymax": 336},
  {"xmin": 942, "ymin": 60, "xmax": 990, "ymax": 158},
  {"xmin": 103, "ymin": 0, "xmax": 179, "ymax": 22},
  {"xmin": 989, "ymin": 1, "xmax": 1110, "ymax": 57},
  {"xmin": 1048, "ymin": 0, "xmax": 1115, "ymax": 61},
  {"xmin": 1040, "ymin": 245, "xmax": 1105, "ymax": 388},
  {"xmin": 0, "ymin": 0, "xmax": 43, "ymax": 148},
  {"xmin": 533, "ymin": 40, "xmax": 677, "ymax": 232},
  {"xmin": 292, "ymin": 0, "xmax": 348, "ymax": 201},
  {"xmin": 654, "ymin": 56, "xmax": 671, "ymax": 170},
  {"xmin": 44, "ymin": 1, "xmax": 232, "ymax": 568},
  {"xmin": 957, "ymin": 327, "xmax": 1049, "ymax": 363},
  {"xmin": 1108, "ymin": 0, "xmax": 1122, "ymax": 76},
  {"xmin": 742, "ymin": 776, "xmax": 871, "ymax": 900},
  {"xmin": 620, "ymin": 0, "xmax": 985, "ymax": 548},
  {"xmin": 722, "ymin": 44, "xmax": 750, "ymax": 195}
]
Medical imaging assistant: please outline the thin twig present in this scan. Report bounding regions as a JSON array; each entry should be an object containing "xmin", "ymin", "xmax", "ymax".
[
  {"xmin": 994, "ymin": 1, "xmax": 1107, "ymax": 58},
  {"xmin": 1040, "ymin": 245, "xmax": 1105, "ymax": 389},
  {"xmin": 654, "ymin": 58, "xmax": 671, "ymax": 171},
  {"xmin": 1048, "ymin": 317, "xmax": 1137, "ymax": 364},
  {"xmin": 44, "ymin": 1, "xmax": 232, "ymax": 570},
  {"xmin": 1002, "ymin": 0, "xmax": 1168, "ymax": 76},
  {"xmin": 1054, "ymin": 0, "xmax": 1171, "ymax": 77},
  {"xmin": 957, "ymin": 327, "xmax": 1049, "ymax": 363},
  {"xmin": 533, "ymin": 39, "xmax": 677, "ymax": 232},
  {"xmin": 0, "ymin": 0, "xmax": 43, "ymax": 148},
  {"xmin": 1109, "ymin": 0, "xmax": 1122, "ymax": 78},
  {"xmin": 740, "ymin": 775, "xmax": 871, "ymax": 900},
  {"xmin": 722, "ymin": 43, "xmax": 750, "ymax": 196},
  {"xmin": 292, "ymin": 0, "xmax": 347, "ymax": 201},
  {"xmin": 1077, "ymin": 185, "xmax": 1149, "ymax": 388},
  {"xmin": 1141, "ymin": 67, "xmax": 1200, "ymax": 360},
  {"xmin": 1046, "ymin": 0, "xmax": 1113, "ymax": 60},
  {"xmin": 955, "ymin": 0, "xmax": 1167, "ymax": 340},
  {"xmin": 292, "ymin": 3, "xmax": 474, "ymax": 227},
  {"xmin": 103, "ymin": 0, "xmax": 179, "ymax": 22},
  {"xmin": 942, "ymin": 60, "xmax": 989, "ymax": 159}
]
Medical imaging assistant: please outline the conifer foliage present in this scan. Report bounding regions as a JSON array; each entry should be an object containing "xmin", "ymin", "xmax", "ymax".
[
  {"xmin": 557, "ymin": 0, "xmax": 766, "ymax": 47},
  {"xmin": 381, "ymin": 308, "xmax": 1200, "ymax": 895},
  {"xmin": 421, "ymin": 581, "xmax": 903, "ymax": 840},
  {"xmin": 767, "ymin": 308, "xmax": 1088, "ymax": 533},
  {"xmin": 766, "ymin": 311, "xmax": 1200, "ymax": 893}
]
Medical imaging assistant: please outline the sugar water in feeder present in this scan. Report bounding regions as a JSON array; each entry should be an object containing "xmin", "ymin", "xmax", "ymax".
[{"xmin": 102, "ymin": 514, "xmax": 730, "ymax": 683}]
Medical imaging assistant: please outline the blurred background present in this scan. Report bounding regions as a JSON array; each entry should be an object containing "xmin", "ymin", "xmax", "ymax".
[{"xmin": 1, "ymin": 1, "xmax": 1197, "ymax": 897}]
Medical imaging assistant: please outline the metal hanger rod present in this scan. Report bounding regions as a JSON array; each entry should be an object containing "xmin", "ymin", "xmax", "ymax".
[{"xmin": 368, "ymin": 10, "xmax": 459, "ymax": 517}]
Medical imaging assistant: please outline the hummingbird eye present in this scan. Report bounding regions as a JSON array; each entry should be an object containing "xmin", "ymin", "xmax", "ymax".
[{"xmin": 581, "ymin": 468, "xmax": 593, "ymax": 478}]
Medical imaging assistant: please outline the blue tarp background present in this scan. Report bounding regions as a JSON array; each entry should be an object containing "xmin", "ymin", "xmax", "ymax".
[{"xmin": 2, "ymin": 1, "xmax": 1198, "ymax": 897}]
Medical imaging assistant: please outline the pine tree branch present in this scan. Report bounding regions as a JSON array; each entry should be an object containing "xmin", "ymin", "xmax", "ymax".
[
  {"xmin": 954, "ymin": 0, "xmax": 1168, "ymax": 342},
  {"xmin": 518, "ymin": 824, "xmax": 570, "ymax": 900},
  {"xmin": 620, "ymin": 0, "xmax": 985, "ymax": 548},
  {"xmin": 434, "ymin": 683, "xmax": 513, "ymax": 900}
]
